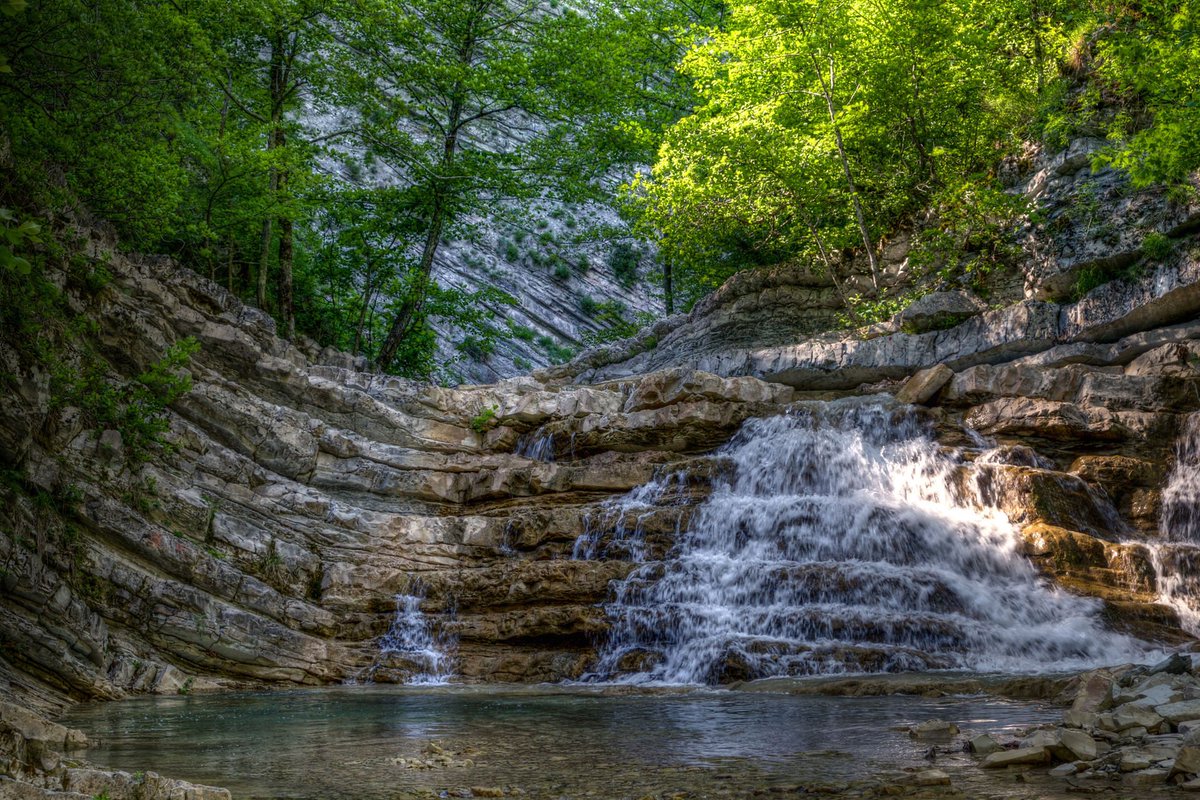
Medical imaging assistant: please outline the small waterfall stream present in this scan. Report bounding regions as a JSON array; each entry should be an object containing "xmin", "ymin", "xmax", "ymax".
[
  {"xmin": 1151, "ymin": 413, "xmax": 1200, "ymax": 633},
  {"xmin": 367, "ymin": 593, "xmax": 456, "ymax": 685},
  {"xmin": 583, "ymin": 400, "xmax": 1147, "ymax": 683}
]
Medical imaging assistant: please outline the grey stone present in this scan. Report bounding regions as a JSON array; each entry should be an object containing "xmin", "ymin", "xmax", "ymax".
[
  {"xmin": 1123, "ymin": 768, "xmax": 1169, "ymax": 787},
  {"xmin": 909, "ymin": 719, "xmax": 959, "ymax": 739},
  {"xmin": 1158, "ymin": 700, "xmax": 1200, "ymax": 724},
  {"xmin": 969, "ymin": 734, "xmax": 1004, "ymax": 755},
  {"xmin": 895, "ymin": 291, "xmax": 986, "ymax": 334},
  {"xmin": 981, "ymin": 747, "xmax": 1050, "ymax": 768},
  {"xmin": 894, "ymin": 364, "xmax": 955, "ymax": 405}
]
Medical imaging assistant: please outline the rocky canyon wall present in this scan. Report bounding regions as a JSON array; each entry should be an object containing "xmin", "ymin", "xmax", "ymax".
[{"xmin": 0, "ymin": 137, "xmax": 1199, "ymax": 724}]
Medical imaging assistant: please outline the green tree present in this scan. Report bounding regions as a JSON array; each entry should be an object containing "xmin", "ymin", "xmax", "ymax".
[
  {"xmin": 1094, "ymin": 0, "xmax": 1200, "ymax": 187},
  {"xmin": 631, "ymin": 0, "xmax": 1053, "ymax": 312}
]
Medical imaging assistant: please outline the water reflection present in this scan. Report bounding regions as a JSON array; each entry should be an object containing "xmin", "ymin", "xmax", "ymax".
[{"xmin": 64, "ymin": 685, "xmax": 1057, "ymax": 800}]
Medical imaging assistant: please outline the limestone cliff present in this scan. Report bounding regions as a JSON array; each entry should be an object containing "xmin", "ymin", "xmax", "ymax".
[{"xmin": 1, "ymin": 137, "xmax": 1199, "ymax": 732}]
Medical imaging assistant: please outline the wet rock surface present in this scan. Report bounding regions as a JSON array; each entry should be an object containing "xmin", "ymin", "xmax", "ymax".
[
  {"xmin": 963, "ymin": 656, "xmax": 1200, "ymax": 795},
  {"xmin": 2, "ymin": 136, "xmax": 1200, "ymax": 799}
]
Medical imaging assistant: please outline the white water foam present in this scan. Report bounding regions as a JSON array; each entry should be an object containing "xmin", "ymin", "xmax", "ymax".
[
  {"xmin": 1151, "ymin": 413, "xmax": 1200, "ymax": 633},
  {"xmin": 368, "ymin": 593, "xmax": 456, "ymax": 685},
  {"xmin": 582, "ymin": 400, "xmax": 1150, "ymax": 684}
]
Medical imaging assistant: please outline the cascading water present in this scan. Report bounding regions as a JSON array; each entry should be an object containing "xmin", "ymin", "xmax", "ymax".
[
  {"xmin": 1151, "ymin": 413, "xmax": 1200, "ymax": 633},
  {"xmin": 365, "ymin": 593, "xmax": 455, "ymax": 685},
  {"xmin": 583, "ymin": 400, "xmax": 1148, "ymax": 684},
  {"xmin": 516, "ymin": 432, "xmax": 557, "ymax": 462}
]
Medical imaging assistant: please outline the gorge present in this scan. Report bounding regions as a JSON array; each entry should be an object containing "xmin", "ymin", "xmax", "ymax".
[{"xmin": 3, "ymin": 130, "xmax": 1200, "ymax": 798}]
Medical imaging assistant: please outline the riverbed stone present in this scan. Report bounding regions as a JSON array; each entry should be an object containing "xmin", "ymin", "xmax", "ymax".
[
  {"xmin": 969, "ymin": 734, "xmax": 1003, "ymax": 755},
  {"xmin": 981, "ymin": 747, "xmax": 1050, "ymax": 768},
  {"xmin": 1175, "ymin": 746, "xmax": 1200, "ymax": 776},
  {"xmin": 1158, "ymin": 700, "xmax": 1200, "ymax": 724},
  {"xmin": 911, "ymin": 769, "xmax": 952, "ymax": 786},
  {"xmin": 909, "ymin": 720, "xmax": 959, "ymax": 739},
  {"xmin": 894, "ymin": 365, "xmax": 955, "ymax": 405},
  {"xmin": 1123, "ymin": 767, "xmax": 1169, "ymax": 786}
]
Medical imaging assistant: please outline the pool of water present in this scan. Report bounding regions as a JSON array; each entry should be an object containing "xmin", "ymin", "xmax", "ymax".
[{"xmin": 63, "ymin": 684, "xmax": 1063, "ymax": 799}]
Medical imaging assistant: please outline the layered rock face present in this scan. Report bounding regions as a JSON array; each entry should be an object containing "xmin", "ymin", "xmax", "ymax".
[
  {"xmin": 550, "ymin": 140, "xmax": 1200, "ymax": 389},
  {"xmin": 1, "ymin": 137, "xmax": 1199, "ymax": 736},
  {"xmin": 0, "ymin": 239, "xmax": 795, "ymax": 714}
]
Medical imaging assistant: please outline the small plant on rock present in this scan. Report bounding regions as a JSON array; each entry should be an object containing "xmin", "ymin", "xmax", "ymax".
[
  {"xmin": 1142, "ymin": 231, "xmax": 1173, "ymax": 261},
  {"xmin": 470, "ymin": 406, "xmax": 498, "ymax": 433}
]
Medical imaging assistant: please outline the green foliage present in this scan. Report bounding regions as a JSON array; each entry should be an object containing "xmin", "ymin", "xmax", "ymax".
[
  {"xmin": 0, "ymin": 208, "xmax": 40, "ymax": 275},
  {"xmin": 1142, "ymin": 232, "xmax": 1173, "ymax": 261},
  {"xmin": 582, "ymin": 302, "xmax": 654, "ymax": 346},
  {"xmin": 502, "ymin": 240, "xmax": 520, "ymax": 263},
  {"xmin": 553, "ymin": 262, "xmax": 571, "ymax": 281},
  {"xmin": 608, "ymin": 244, "xmax": 640, "ymax": 288},
  {"xmin": 907, "ymin": 181, "xmax": 1032, "ymax": 293},
  {"xmin": 1072, "ymin": 265, "xmax": 1109, "ymax": 300},
  {"xmin": 534, "ymin": 335, "xmax": 574, "ymax": 364},
  {"xmin": 2, "ymin": 0, "xmax": 710, "ymax": 378},
  {"xmin": 469, "ymin": 406, "xmax": 498, "ymax": 433},
  {"xmin": 1092, "ymin": 1, "xmax": 1200, "ymax": 186},
  {"xmin": 841, "ymin": 291, "xmax": 922, "ymax": 328},
  {"xmin": 627, "ymin": 0, "xmax": 1083, "ymax": 312},
  {"xmin": 509, "ymin": 324, "xmax": 536, "ymax": 342},
  {"xmin": 52, "ymin": 338, "xmax": 199, "ymax": 465}
]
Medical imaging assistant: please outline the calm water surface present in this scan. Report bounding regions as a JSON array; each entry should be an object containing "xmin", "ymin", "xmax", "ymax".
[{"xmin": 63, "ymin": 684, "xmax": 1059, "ymax": 799}]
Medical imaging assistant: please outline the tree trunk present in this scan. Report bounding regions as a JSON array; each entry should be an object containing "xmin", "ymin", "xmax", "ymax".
[
  {"xmin": 257, "ymin": 215, "xmax": 273, "ymax": 309},
  {"xmin": 818, "ymin": 57, "xmax": 879, "ymax": 291},
  {"xmin": 376, "ymin": 86, "xmax": 466, "ymax": 372},
  {"xmin": 663, "ymin": 255, "xmax": 674, "ymax": 315},
  {"xmin": 277, "ymin": 213, "xmax": 294, "ymax": 338},
  {"xmin": 376, "ymin": 193, "xmax": 447, "ymax": 370},
  {"xmin": 258, "ymin": 31, "xmax": 287, "ymax": 314},
  {"xmin": 276, "ymin": 131, "xmax": 294, "ymax": 339}
]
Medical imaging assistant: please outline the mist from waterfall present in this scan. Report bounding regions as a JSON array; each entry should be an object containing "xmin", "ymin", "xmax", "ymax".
[{"xmin": 582, "ymin": 400, "xmax": 1149, "ymax": 684}]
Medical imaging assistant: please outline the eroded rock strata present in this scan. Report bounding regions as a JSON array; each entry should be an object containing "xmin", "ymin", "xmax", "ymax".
[
  {"xmin": 2, "ymin": 223, "xmax": 1197, "ymax": 706},
  {"xmin": 2, "ymin": 140, "xmax": 1200, "ymax": 799}
]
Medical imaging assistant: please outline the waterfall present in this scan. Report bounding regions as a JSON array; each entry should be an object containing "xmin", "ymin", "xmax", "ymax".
[
  {"xmin": 367, "ymin": 594, "xmax": 455, "ymax": 685},
  {"xmin": 516, "ymin": 431, "xmax": 557, "ymax": 462},
  {"xmin": 583, "ymin": 400, "xmax": 1148, "ymax": 684},
  {"xmin": 1152, "ymin": 413, "xmax": 1200, "ymax": 633}
]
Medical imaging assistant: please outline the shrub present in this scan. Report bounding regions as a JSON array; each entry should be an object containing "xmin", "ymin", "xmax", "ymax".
[
  {"xmin": 470, "ymin": 406, "xmax": 498, "ymax": 433},
  {"xmin": 608, "ymin": 243, "xmax": 639, "ymax": 288},
  {"xmin": 510, "ymin": 324, "xmax": 536, "ymax": 341},
  {"xmin": 553, "ymin": 262, "xmax": 571, "ymax": 281},
  {"xmin": 458, "ymin": 335, "xmax": 494, "ymax": 360},
  {"xmin": 1143, "ymin": 231, "xmax": 1172, "ymax": 261}
]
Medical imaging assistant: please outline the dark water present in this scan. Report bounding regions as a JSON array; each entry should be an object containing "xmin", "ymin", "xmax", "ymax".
[{"xmin": 63, "ymin": 684, "xmax": 1060, "ymax": 799}]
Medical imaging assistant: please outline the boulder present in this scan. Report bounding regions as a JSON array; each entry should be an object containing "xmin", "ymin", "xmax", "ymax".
[
  {"xmin": 895, "ymin": 364, "xmax": 955, "ymax": 405},
  {"xmin": 1176, "ymin": 746, "xmax": 1200, "ymax": 776},
  {"xmin": 1123, "ymin": 768, "xmax": 1169, "ymax": 787},
  {"xmin": 1120, "ymin": 751, "xmax": 1153, "ymax": 771},
  {"xmin": 1158, "ymin": 699, "xmax": 1200, "ymax": 724},
  {"xmin": 895, "ymin": 291, "xmax": 987, "ymax": 334},
  {"xmin": 912, "ymin": 769, "xmax": 951, "ymax": 786},
  {"xmin": 1059, "ymin": 729, "xmax": 1099, "ymax": 761},
  {"xmin": 969, "ymin": 734, "xmax": 1004, "ymax": 755}
]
